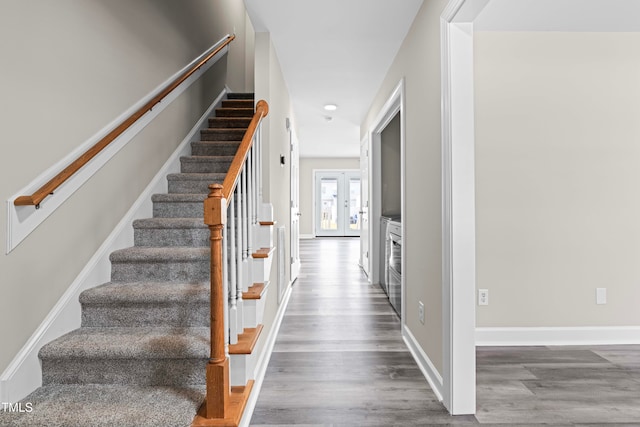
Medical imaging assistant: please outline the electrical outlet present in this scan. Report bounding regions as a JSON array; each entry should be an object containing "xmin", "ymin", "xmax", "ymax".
[
  {"xmin": 596, "ymin": 288, "xmax": 607, "ymax": 305},
  {"xmin": 418, "ymin": 301, "xmax": 425, "ymax": 324},
  {"xmin": 478, "ymin": 289, "xmax": 489, "ymax": 306}
]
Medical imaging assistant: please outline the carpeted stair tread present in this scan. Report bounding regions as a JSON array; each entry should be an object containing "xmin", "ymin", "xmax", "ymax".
[
  {"xmin": 110, "ymin": 246, "xmax": 209, "ymax": 263},
  {"xmin": 133, "ymin": 218, "xmax": 207, "ymax": 230},
  {"xmin": 133, "ymin": 218, "xmax": 208, "ymax": 247},
  {"xmin": 152, "ymin": 193, "xmax": 207, "ymax": 219},
  {"xmin": 167, "ymin": 172, "xmax": 227, "ymax": 184},
  {"xmin": 166, "ymin": 173, "xmax": 227, "ymax": 194},
  {"xmin": 221, "ymin": 99, "xmax": 254, "ymax": 109},
  {"xmin": 80, "ymin": 282, "xmax": 209, "ymax": 327},
  {"xmin": 180, "ymin": 155, "xmax": 236, "ymax": 162},
  {"xmin": 190, "ymin": 141, "xmax": 241, "ymax": 157},
  {"xmin": 208, "ymin": 117, "xmax": 252, "ymax": 128},
  {"xmin": 80, "ymin": 281, "xmax": 208, "ymax": 305},
  {"xmin": 151, "ymin": 193, "xmax": 208, "ymax": 202},
  {"xmin": 39, "ymin": 327, "xmax": 209, "ymax": 360},
  {"xmin": 226, "ymin": 92, "xmax": 255, "ymax": 100},
  {"xmin": 199, "ymin": 129, "xmax": 245, "ymax": 142},
  {"xmin": 166, "ymin": 172, "xmax": 226, "ymax": 183},
  {"xmin": 0, "ymin": 384, "xmax": 205, "ymax": 427},
  {"xmin": 215, "ymin": 107, "xmax": 254, "ymax": 118},
  {"xmin": 180, "ymin": 155, "xmax": 234, "ymax": 173}
]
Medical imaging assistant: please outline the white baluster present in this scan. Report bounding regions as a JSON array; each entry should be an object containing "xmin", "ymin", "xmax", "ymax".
[
  {"xmin": 222, "ymin": 214, "xmax": 229, "ymax": 349},
  {"xmin": 235, "ymin": 188, "xmax": 244, "ymax": 333},
  {"xmin": 241, "ymin": 163, "xmax": 250, "ymax": 292},
  {"xmin": 241, "ymin": 164, "xmax": 248, "ymax": 260},
  {"xmin": 247, "ymin": 146, "xmax": 254, "ymax": 258},
  {"xmin": 251, "ymin": 143, "xmax": 256, "ymax": 226},
  {"xmin": 228, "ymin": 194, "xmax": 238, "ymax": 345},
  {"xmin": 252, "ymin": 138, "xmax": 259, "ymax": 249}
]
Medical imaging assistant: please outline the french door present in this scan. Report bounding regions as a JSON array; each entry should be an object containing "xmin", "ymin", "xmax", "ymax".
[{"xmin": 315, "ymin": 171, "xmax": 361, "ymax": 237}]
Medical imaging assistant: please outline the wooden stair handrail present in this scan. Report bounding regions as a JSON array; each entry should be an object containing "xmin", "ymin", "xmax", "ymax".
[
  {"xmin": 221, "ymin": 100, "xmax": 269, "ymax": 202},
  {"xmin": 202, "ymin": 99, "xmax": 268, "ymax": 421},
  {"xmin": 14, "ymin": 34, "xmax": 236, "ymax": 208}
]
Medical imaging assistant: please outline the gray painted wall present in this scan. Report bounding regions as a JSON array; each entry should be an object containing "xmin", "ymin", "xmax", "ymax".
[
  {"xmin": 362, "ymin": 0, "xmax": 448, "ymax": 374},
  {"xmin": 475, "ymin": 31, "xmax": 640, "ymax": 328},
  {"xmin": 253, "ymin": 31, "xmax": 297, "ymax": 360}
]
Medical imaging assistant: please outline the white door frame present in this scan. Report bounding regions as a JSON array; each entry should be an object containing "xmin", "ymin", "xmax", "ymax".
[
  {"xmin": 289, "ymin": 120, "xmax": 301, "ymax": 282},
  {"xmin": 440, "ymin": 0, "xmax": 489, "ymax": 415},
  {"xmin": 359, "ymin": 135, "xmax": 370, "ymax": 277},
  {"xmin": 368, "ymin": 79, "xmax": 404, "ymax": 289}
]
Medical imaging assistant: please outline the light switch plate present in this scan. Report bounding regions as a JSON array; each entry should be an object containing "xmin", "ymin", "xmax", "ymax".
[{"xmin": 596, "ymin": 288, "xmax": 607, "ymax": 305}]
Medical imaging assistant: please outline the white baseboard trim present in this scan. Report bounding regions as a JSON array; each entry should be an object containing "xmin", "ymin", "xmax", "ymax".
[
  {"xmin": 239, "ymin": 281, "xmax": 294, "ymax": 427},
  {"xmin": 299, "ymin": 234, "xmax": 315, "ymax": 239},
  {"xmin": 0, "ymin": 91, "xmax": 227, "ymax": 403},
  {"xmin": 476, "ymin": 326, "xmax": 640, "ymax": 346},
  {"xmin": 402, "ymin": 325, "xmax": 444, "ymax": 402}
]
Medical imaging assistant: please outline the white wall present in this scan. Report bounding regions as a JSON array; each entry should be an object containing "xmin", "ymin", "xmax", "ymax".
[
  {"xmin": 299, "ymin": 158, "xmax": 360, "ymax": 237},
  {"xmin": 253, "ymin": 31, "xmax": 297, "ymax": 355},
  {"xmin": 361, "ymin": 0, "xmax": 448, "ymax": 373},
  {"xmin": 0, "ymin": 0, "xmax": 252, "ymax": 375},
  {"xmin": 475, "ymin": 32, "xmax": 640, "ymax": 327}
]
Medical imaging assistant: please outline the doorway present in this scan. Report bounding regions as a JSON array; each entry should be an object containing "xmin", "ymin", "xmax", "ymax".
[{"xmin": 314, "ymin": 171, "xmax": 361, "ymax": 237}]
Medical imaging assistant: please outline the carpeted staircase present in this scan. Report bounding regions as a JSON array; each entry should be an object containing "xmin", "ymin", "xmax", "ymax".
[{"xmin": 0, "ymin": 93, "xmax": 256, "ymax": 427}]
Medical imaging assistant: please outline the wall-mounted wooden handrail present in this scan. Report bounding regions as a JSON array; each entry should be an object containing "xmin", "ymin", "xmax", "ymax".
[
  {"xmin": 221, "ymin": 100, "xmax": 269, "ymax": 202},
  {"xmin": 14, "ymin": 34, "xmax": 235, "ymax": 208}
]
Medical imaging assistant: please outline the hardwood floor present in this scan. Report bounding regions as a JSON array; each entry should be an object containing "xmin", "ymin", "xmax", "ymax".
[
  {"xmin": 250, "ymin": 238, "xmax": 640, "ymax": 426},
  {"xmin": 250, "ymin": 238, "xmax": 467, "ymax": 426},
  {"xmin": 477, "ymin": 345, "xmax": 640, "ymax": 425}
]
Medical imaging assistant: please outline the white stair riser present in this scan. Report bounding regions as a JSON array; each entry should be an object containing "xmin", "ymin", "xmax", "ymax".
[
  {"xmin": 242, "ymin": 259, "xmax": 251, "ymax": 292},
  {"xmin": 260, "ymin": 203, "xmax": 274, "ymax": 222},
  {"xmin": 258, "ymin": 225, "xmax": 274, "ymax": 248},
  {"xmin": 230, "ymin": 353, "xmax": 256, "ymax": 387},
  {"xmin": 252, "ymin": 256, "xmax": 273, "ymax": 284},
  {"xmin": 243, "ymin": 291, "xmax": 267, "ymax": 329}
]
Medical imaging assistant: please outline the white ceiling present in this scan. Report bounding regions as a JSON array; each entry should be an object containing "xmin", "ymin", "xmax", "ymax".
[
  {"xmin": 244, "ymin": 0, "xmax": 423, "ymax": 158},
  {"xmin": 475, "ymin": 0, "xmax": 640, "ymax": 31},
  {"xmin": 244, "ymin": 0, "xmax": 640, "ymax": 158}
]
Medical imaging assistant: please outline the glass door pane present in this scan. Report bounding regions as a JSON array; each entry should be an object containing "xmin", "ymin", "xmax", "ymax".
[
  {"xmin": 320, "ymin": 178, "xmax": 339, "ymax": 232},
  {"xmin": 315, "ymin": 171, "xmax": 360, "ymax": 237},
  {"xmin": 347, "ymin": 176, "xmax": 361, "ymax": 236}
]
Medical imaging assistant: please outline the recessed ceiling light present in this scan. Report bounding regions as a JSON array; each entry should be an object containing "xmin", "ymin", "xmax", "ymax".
[{"xmin": 324, "ymin": 104, "xmax": 337, "ymax": 111}]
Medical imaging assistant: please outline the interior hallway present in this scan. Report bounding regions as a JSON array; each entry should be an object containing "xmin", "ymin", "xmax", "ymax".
[{"xmin": 250, "ymin": 238, "xmax": 465, "ymax": 425}]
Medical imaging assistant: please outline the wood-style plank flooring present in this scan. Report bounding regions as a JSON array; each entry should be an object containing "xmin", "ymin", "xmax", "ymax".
[
  {"xmin": 250, "ymin": 238, "xmax": 465, "ymax": 426},
  {"xmin": 250, "ymin": 238, "xmax": 640, "ymax": 426},
  {"xmin": 476, "ymin": 345, "xmax": 640, "ymax": 425}
]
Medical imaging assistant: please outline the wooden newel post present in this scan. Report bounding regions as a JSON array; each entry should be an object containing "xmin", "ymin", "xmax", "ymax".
[{"xmin": 204, "ymin": 183, "xmax": 229, "ymax": 419}]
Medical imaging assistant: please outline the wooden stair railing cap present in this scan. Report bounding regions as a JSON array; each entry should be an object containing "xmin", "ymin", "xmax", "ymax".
[{"xmin": 14, "ymin": 34, "xmax": 235, "ymax": 209}]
